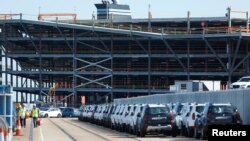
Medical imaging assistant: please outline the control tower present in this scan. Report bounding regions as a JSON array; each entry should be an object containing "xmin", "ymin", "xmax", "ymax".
[{"xmin": 95, "ymin": 0, "xmax": 131, "ymax": 20}]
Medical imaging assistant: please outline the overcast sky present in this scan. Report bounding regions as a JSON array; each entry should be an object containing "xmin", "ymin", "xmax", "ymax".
[{"xmin": 0, "ymin": 0, "xmax": 250, "ymax": 20}]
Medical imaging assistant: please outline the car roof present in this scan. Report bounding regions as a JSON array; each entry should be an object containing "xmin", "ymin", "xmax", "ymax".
[
  {"xmin": 241, "ymin": 76, "xmax": 250, "ymax": 78},
  {"xmin": 211, "ymin": 103, "xmax": 232, "ymax": 106},
  {"xmin": 147, "ymin": 104, "xmax": 166, "ymax": 108}
]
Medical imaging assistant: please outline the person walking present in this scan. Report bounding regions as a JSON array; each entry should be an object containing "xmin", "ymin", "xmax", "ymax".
[
  {"xmin": 31, "ymin": 104, "xmax": 39, "ymax": 128},
  {"xmin": 19, "ymin": 104, "xmax": 26, "ymax": 128}
]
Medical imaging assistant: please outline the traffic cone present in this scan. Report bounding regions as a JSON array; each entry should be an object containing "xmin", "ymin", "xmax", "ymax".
[
  {"xmin": 0, "ymin": 127, "xmax": 4, "ymax": 141},
  {"xmin": 4, "ymin": 129, "xmax": 9, "ymax": 141},
  {"xmin": 15, "ymin": 119, "xmax": 22, "ymax": 136}
]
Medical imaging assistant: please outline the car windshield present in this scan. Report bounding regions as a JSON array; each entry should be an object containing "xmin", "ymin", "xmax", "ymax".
[
  {"xmin": 40, "ymin": 107, "xmax": 49, "ymax": 111},
  {"xmin": 196, "ymin": 106, "xmax": 204, "ymax": 113},
  {"xmin": 238, "ymin": 77, "xmax": 250, "ymax": 82},
  {"xmin": 147, "ymin": 107, "xmax": 168, "ymax": 115},
  {"xmin": 208, "ymin": 106, "xmax": 233, "ymax": 114}
]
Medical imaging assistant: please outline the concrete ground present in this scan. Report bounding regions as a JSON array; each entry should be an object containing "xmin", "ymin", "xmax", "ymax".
[{"xmin": 12, "ymin": 118, "xmax": 202, "ymax": 141}]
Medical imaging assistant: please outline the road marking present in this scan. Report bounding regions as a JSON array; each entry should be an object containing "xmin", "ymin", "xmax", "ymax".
[
  {"xmin": 62, "ymin": 119, "xmax": 114, "ymax": 141},
  {"xmin": 29, "ymin": 119, "xmax": 33, "ymax": 141},
  {"xmin": 39, "ymin": 123, "xmax": 44, "ymax": 141},
  {"xmin": 49, "ymin": 119, "xmax": 77, "ymax": 141},
  {"xmin": 70, "ymin": 119, "xmax": 141, "ymax": 141}
]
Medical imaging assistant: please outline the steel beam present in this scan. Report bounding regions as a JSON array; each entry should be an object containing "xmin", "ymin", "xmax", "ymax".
[
  {"xmin": 75, "ymin": 57, "xmax": 112, "ymax": 71},
  {"xmin": 203, "ymin": 38, "xmax": 227, "ymax": 71},
  {"xmin": 77, "ymin": 40, "xmax": 109, "ymax": 53},
  {"xmin": 75, "ymin": 75, "xmax": 112, "ymax": 88},
  {"xmin": 231, "ymin": 37, "xmax": 242, "ymax": 71},
  {"xmin": 93, "ymin": 31, "xmax": 109, "ymax": 51},
  {"xmin": 133, "ymin": 37, "xmax": 148, "ymax": 53},
  {"xmin": 56, "ymin": 26, "xmax": 73, "ymax": 51},
  {"xmin": 162, "ymin": 39, "xmax": 187, "ymax": 72},
  {"xmin": 232, "ymin": 52, "xmax": 250, "ymax": 72},
  {"xmin": 19, "ymin": 22, "xmax": 38, "ymax": 52}
]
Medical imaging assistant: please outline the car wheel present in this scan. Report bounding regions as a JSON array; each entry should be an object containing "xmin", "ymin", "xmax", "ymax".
[
  {"xmin": 172, "ymin": 125, "xmax": 178, "ymax": 137},
  {"xmin": 187, "ymin": 127, "xmax": 194, "ymax": 138},
  {"xmin": 201, "ymin": 127, "xmax": 207, "ymax": 140},
  {"xmin": 136, "ymin": 126, "xmax": 140, "ymax": 136},
  {"xmin": 164, "ymin": 131, "xmax": 171, "ymax": 136},
  {"xmin": 181, "ymin": 125, "xmax": 186, "ymax": 136},
  {"xmin": 194, "ymin": 127, "xmax": 200, "ymax": 139},
  {"xmin": 57, "ymin": 114, "xmax": 62, "ymax": 118},
  {"xmin": 139, "ymin": 129, "xmax": 145, "ymax": 137},
  {"xmin": 45, "ymin": 114, "xmax": 48, "ymax": 118}
]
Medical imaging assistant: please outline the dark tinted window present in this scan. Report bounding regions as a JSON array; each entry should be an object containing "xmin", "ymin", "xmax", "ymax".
[
  {"xmin": 208, "ymin": 106, "xmax": 233, "ymax": 114},
  {"xmin": 239, "ymin": 78, "xmax": 250, "ymax": 82},
  {"xmin": 146, "ymin": 107, "xmax": 169, "ymax": 115},
  {"xmin": 196, "ymin": 106, "xmax": 204, "ymax": 113}
]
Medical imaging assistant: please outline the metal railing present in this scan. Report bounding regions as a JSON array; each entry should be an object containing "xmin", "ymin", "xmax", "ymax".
[{"xmin": 1, "ymin": 13, "xmax": 249, "ymax": 35}]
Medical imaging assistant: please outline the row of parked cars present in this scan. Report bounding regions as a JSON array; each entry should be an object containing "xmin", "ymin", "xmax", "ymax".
[
  {"xmin": 78, "ymin": 102, "xmax": 242, "ymax": 139},
  {"xmin": 39, "ymin": 107, "xmax": 79, "ymax": 118}
]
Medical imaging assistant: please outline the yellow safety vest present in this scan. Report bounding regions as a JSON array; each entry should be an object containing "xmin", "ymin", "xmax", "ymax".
[
  {"xmin": 32, "ymin": 108, "xmax": 39, "ymax": 118},
  {"xmin": 19, "ymin": 108, "xmax": 24, "ymax": 117}
]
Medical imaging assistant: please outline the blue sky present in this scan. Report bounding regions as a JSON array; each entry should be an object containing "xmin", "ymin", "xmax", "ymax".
[{"xmin": 1, "ymin": 0, "xmax": 250, "ymax": 20}]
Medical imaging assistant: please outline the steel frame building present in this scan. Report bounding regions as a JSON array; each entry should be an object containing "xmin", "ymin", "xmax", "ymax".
[{"xmin": 0, "ymin": 10, "xmax": 250, "ymax": 106}]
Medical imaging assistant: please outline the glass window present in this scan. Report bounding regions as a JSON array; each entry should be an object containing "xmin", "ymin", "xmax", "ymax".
[
  {"xmin": 208, "ymin": 106, "xmax": 233, "ymax": 114},
  {"xmin": 196, "ymin": 106, "xmax": 204, "ymax": 113}
]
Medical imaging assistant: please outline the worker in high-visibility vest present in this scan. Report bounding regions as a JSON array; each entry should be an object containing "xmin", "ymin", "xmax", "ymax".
[
  {"xmin": 19, "ymin": 104, "xmax": 26, "ymax": 128},
  {"xmin": 31, "ymin": 104, "xmax": 40, "ymax": 128}
]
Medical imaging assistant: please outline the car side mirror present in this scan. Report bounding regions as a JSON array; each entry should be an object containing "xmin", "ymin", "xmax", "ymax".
[{"xmin": 137, "ymin": 113, "xmax": 141, "ymax": 117}]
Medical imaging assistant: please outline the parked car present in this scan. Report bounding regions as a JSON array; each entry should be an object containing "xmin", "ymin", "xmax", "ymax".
[
  {"xmin": 62, "ymin": 107, "xmax": 79, "ymax": 117},
  {"xmin": 127, "ymin": 104, "xmax": 143, "ymax": 134},
  {"xmin": 171, "ymin": 102, "xmax": 185, "ymax": 134},
  {"xmin": 194, "ymin": 103, "xmax": 242, "ymax": 139},
  {"xmin": 182, "ymin": 103, "xmax": 205, "ymax": 137},
  {"xmin": 136, "ymin": 104, "xmax": 178, "ymax": 137},
  {"xmin": 39, "ymin": 108, "xmax": 62, "ymax": 118},
  {"xmin": 230, "ymin": 76, "xmax": 250, "ymax": 89}
]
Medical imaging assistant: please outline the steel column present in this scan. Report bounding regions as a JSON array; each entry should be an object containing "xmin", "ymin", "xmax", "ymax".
[
  {"xmin": 39, "ymin": 25, "xmax": 43, "ymax": 101},
  {"xmin": 111, "ymin": 34, "xmax": 114, "ymax": 102},
  {"xmin": 187, "ymin": 39, "xmax": 190, "ymax": 80},
  {"xmin": 227, "ymin": 39, "xmax": 231, "ymax": 88},
  {"xmin": 73, "ymin": 28, "xmax": 77, "ymax": 107},
  {"xmin": 148, "ymin": 38, "xmax": 151, "ymax": 95}
]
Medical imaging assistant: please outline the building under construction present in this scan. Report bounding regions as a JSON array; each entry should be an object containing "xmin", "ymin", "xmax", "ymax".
[{"xmin": 0, "ymin": 1, "xmax": 250, "ymax": 106}]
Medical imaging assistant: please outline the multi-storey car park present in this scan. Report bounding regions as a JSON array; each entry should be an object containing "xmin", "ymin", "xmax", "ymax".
[{"xmin": 0, "ymin": 2, "xmax": 250, "ymax": 106}]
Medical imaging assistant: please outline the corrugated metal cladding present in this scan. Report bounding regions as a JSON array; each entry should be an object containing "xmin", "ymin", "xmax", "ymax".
[{"xmin": 114, "ymin": 89, "xmax": 250, "ymax": 125}]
